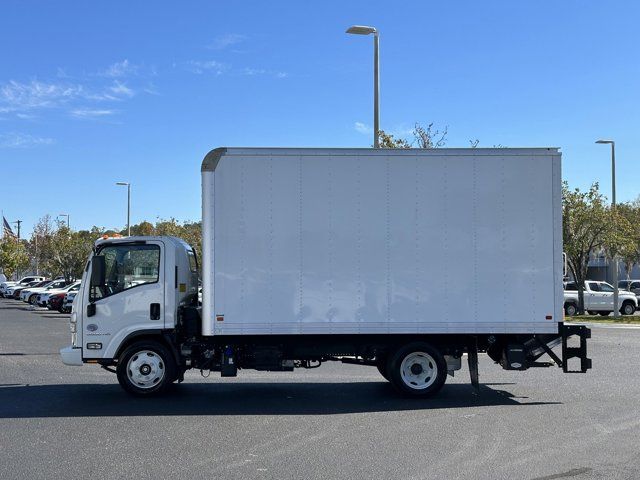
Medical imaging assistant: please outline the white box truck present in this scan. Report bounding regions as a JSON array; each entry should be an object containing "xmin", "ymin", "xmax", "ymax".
[{"xmin": 60, "ymin": 147, "xmax": 591, "ymax": 397}]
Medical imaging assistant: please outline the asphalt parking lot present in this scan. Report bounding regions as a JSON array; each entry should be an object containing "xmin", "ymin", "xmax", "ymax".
[{"xmin": 1, "ymin": 299, "xmax": 639, "ymax": 480}]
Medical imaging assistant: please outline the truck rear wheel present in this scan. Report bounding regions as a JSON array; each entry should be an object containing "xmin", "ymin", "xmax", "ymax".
[
  {"xmin": 116, "ymin": 340, "xmax": 176, "ymax": 396},
  {"xmin": 376, "ymin": 356, "xmax": 390, "ymax": 381},
  {"xmin": 386, "ymin": 342, "xmax": 447, "ymax": 397}
]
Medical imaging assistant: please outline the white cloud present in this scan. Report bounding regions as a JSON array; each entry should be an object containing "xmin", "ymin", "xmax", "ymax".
[
  {"xmin": 101, "ymin": 59, "xmax": 138, "ymax": 78},
  {"xmin": 70, "ymin": 109, "xmax": 117, "ymax": 118},
  {"xmin": 0, "ymin": 132, "xmax": 54, "ymax": 148},
  {"xmin": 0, "ymin": 80, "xmax": 85, "ymax": 112},
  {"xmin": 354, "ymin": 122, "xmax": 372, "ymax": 135},
  {"xmin": 109, "ymin": 81, "xmax": 134, "ymax": 98},
  {"xmin": 241, "ymin": 68, "xmax": 288, "ymax": 78},
  {"xmin": 242, "ymin": 67, "xmax": 266, "ymax": 76},
  {"xmin": 208, "ymin": 34, "xmax": 246, "ymax": 50},
  {"xmin": 186, "ymin": 60, "xmax": 229, "ymax": 75}
]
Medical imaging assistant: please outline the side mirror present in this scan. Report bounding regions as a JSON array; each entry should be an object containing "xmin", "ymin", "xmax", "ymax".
[{"xmin": 90, "ymin": 256, "xmax": 106, "ymax": 289}]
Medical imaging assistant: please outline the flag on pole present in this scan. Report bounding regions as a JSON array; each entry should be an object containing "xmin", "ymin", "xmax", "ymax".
[{"xmin": 3, "ymin": 216, "xmax": 16, "ymax": 238}]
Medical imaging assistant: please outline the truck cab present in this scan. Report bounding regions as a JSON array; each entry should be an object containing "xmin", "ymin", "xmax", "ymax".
[{"xmin": 61, "ymin": 236, "xmax": 199, "ymax": 367}]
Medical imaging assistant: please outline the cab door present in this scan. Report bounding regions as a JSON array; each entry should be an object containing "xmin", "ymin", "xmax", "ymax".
[{"xmin": 83, "ymin": 240, "xmax": 165, "ymax": 360}]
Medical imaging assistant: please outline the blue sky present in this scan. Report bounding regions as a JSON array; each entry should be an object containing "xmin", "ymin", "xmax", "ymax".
[{"xmin": 1, "ymin": 1, "xmax": 639, "ymax": 235}]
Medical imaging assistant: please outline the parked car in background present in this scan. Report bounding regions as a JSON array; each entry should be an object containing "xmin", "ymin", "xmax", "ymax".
[
  {"xmin": 564, "ymin": 280, "xmax": 637, "ymax": 316},
  {"xmin": 47, "ymin": 291, "xmax": 70, "ymax": 312},
  {"xmin": 21, "ymin": 279, "xmax": 69, "ymax": 304},
  {"xmin": 61, "ymin": 291, "xmax": 77, "ymax": 314},
  {"xmin": 0, "ymin": 276, "xmax": 46, "ymax": 297},
  {"xmin": 7, "ymin": 281, "xmax": 47, "ymax": 299},
  {"xmin": 618, "ymin": 280, "xmax": 640, "ymax": 300},
  {"xmin": 38, "ymin": 281, "xmax": 80, "ymax": 308}
]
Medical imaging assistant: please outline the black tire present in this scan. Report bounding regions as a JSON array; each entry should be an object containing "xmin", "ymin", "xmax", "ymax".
[
  {"xmin": 587, "ymin": 311, "xmax": 597, "ymax": 315},
  {"xmin": 376, "ymin": 356, "xmax": 390, "ymax": 381},
  {"xmin": 564, "ymin": 303, "xmax": 578, "ymax": 316},
  {"xmin": 598, "ymin": 311, "xmax": 611, "ymax": 317},
  {"xmin": 116, "ymin": 340, "xmax": 177, "ymax": 397},
  {"xmin": 28, "ymin": 294, "xmax": 38, "ymax": 305},
  {"xmin": 620, "ymin": 301, "xmax": 635, "ymax": 316},
  {"xmin": 386, "ymin": 342, "xmax": 447, "ymax": 397}
]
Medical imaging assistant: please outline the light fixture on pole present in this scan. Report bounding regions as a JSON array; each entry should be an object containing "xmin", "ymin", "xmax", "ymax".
[
  {"xmin": 596, "ymin": 139, "xmax": 619, "ymax": 318},
  {"xmin": 116, "ymin": 182, "xmax": 131, "ymax": 236},
  {"xmin": 12, "ymin": 220, "xmax": 22, "ymax": 240},
  {"xmin": 58, "ymin": 213, "xmax": 70, "ymax": 229},
  {"xmin": 346, "ymin": 25, "xmax": 379, "ymax": 148}
]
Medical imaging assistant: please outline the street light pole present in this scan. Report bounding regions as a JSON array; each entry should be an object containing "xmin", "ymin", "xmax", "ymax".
[
  {"xmin": 116, "ymin": 182, "xmax": 131, "ymax": 236},
  {"xmin": 373, "ymin": 32, "xmax": 379, "ymax": 148},
  {"xmin": 12, "ymin": 220, "xmax": 21, "ymax": 240},
  {"xmin": 346, "ymin": 25, "xmax": 380, "ymax": 148},
  {"xmin": 596, "ymin": 139, "xmax": 618, "ymax": 318}
]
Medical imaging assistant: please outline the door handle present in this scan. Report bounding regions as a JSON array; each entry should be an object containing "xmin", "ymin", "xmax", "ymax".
[{"xmin": 150, "ymin": 303, "xmax": 161, "ymax": 320}]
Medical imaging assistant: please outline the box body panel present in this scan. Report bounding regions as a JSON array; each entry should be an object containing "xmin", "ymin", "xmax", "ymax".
[{"xmin": 201, "ymin": 148, "xmax": 561, "ymax": 336}]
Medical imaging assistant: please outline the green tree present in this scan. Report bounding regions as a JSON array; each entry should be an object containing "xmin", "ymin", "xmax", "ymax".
[
  {"xmin": 378, "ymin": 130, "xmax": 411, "ymax": 148},
  {"xmin": 129, "ymin": 221, "xmax": 155, "ymax": 236},
  {"xmin": 562, "ymin": 182, "xmax": 610, "ymax": 313},
  {"xmin": 45, "ymin": 227, "xmax": 96, "ymax": 281},
  {"xmin": 0, "ymin": 237, "xmax": 30, "ymax": 279},
  {"xmin": 616, "ymin": 202, "xmax": 640, "ymax": 283},
  {"xmin": 24, "ymin": 216, "xmax": 102, "ymax": 279}
]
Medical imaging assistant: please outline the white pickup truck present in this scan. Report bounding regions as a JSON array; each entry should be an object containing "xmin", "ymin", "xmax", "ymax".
[{"xmin": 564, "ymin": 280, "xmax": 637, "ymax": 316}]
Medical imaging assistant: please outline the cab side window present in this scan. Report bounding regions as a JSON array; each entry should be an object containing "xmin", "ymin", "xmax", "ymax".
[{"xmin": 89, "ymin": 244, "xmax": 160, "ymax": 302}]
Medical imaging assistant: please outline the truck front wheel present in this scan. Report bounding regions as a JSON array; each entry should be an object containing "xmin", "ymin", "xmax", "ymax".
[
  {"xmin": 116, "ymin": 340, "xmax": 177, "ymax": 396},
  {"xmin": 386, "ymin": 342, "xmax": 447, "ymax": 397}
]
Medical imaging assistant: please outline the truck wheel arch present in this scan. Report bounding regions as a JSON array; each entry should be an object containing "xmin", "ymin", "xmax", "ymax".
[{"xmin": 114, "ymin": 330, "xmax": 180, "ymax": 366}]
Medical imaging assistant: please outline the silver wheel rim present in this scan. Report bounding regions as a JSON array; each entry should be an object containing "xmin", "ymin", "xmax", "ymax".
[
  {"xmin": 400, "ymin": 352, "xmax": 437, "ymax": 390},
  {"xmin": 126, "ymin": 350, "xmax": 165, "ymax": 389},
  {"xmin": 624, "ymin": 304, "xmax": 634, "ymax": 315},
  {"xmin": 567, "ymin": 305, "xmax": 576, "ymax": 315}
]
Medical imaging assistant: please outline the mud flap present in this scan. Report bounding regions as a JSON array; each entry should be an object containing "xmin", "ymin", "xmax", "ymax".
[{"xmin": 468, "ymin": 336, "xmax": 479, "ymax": 394}]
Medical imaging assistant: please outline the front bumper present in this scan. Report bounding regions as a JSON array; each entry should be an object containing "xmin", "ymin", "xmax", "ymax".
[{"xmin": 60, "ymin": 346, "xmax": 83, "ymax": 366}]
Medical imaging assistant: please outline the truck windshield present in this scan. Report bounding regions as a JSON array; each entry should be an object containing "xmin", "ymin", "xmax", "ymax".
[{"xmin": 90, "ymin": 243, "xmax": 160, "ymax": 302}]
